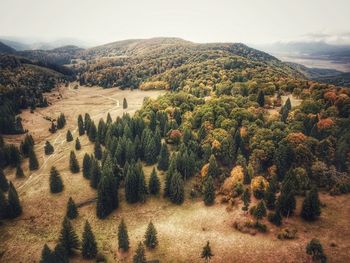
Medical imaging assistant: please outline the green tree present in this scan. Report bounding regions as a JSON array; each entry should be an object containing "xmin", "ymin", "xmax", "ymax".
[
  {"xmin": 268, "ymin": 211, "xmax": 282, "ymax": 226},
  {"xmin": 66, "ymin": 197, "xmax": 78, "ymax": 219},
  {"xmin": 15, "ymin": 165, "xmax": 24, "ymax": 178},
  {"xmin": 90, "ymin": 159, "xmax": 101, "ymax": 189},
  {"xmin": 133, "ymin": 242, "xmax": 147, "ymax": 263},
  {"xmin": 207, "ymin": 155, "xmax": 219, "ymax": 178},
  {"xmin": 82, "ymin": 153, "xmax": 91, "ymax": 179},
  {"xmin": 29, "ymin": 148, "xmax": 39, "ymax": 171},
  {"xmin": 52, "ymin": 243, "xmax": 68, "ymax": 263},
  {"xmin": 7, "ymin": 182, "xmax": 22, "ymax": 218},
  {"xmin": 40, "ymin": 244, "xmax": 53, "ymax": 263},
  {"xmin": 118, "ymin": 219, "xmax": 130, "ymax": 252},
  {"xmin": 69, "ymin": 151, "xmax": 80, "ymax": 173},
  {"xmin": 82, "ymin": 220, "xmax": 97, "ymax": 259},
  {"xmin": 78, "ymin": 115, "xmax": 85, "ymax": 136},
  {"xmin": 0, "ymin": 169, "xmax": 9, "ymax": 192},
  {"xmin": 66, "ymin": 130, "xmax": 73, "ymax": 142},
  {"xmin": 96, "ymin": 174, "xmax": 119, "ymax": 219},
  {"xmin": 88, "ymin": 121, "xmax": 97, "ymax": 142},
  {"xmin": 241, "ymin": 188, "xmax": 251, "ymax": 211},
  {"xmin": 94, "ymin": 141, "xmax": 102, "ymax": 160},
  {"xmin": 201, "ymin": 241, "xmax": 214, "ymax": 263},
  {"xmin": 0, "ymin": 189, "xmax": 8, "ymax": 219},
  {"xmin": 203, "ymin": 176, "xmax": 215, "ymax": 205},
  {"xmin": 306, "ymin": 239, "xmax": 327, "ymax": 263},
  {"xmin": 164, "ymin": 159, "xmax": 176, "ymax": 197},
  {"xmin": 301, "ymin": 187, "xmax": 321, "ymax": 221},
  {"xmin": 75, "ymin": 138, "xmax": 81, "ymax": 150},
  {"xmin": 137, "ymin": 167, "xmax": 148, "ymax": 203},
  {"xmin": 276, "ymin": 180, "xmax": 296, "ymax": 217},
  {"xmin": 123, "ymin": 98, "xmax": 128, "ymax": 109},
  {"xmin": 125, "ymin": 164, "xmax": 139, "ymax": 203},
  {"xmin": 44, "ymin": 141, "xmax": 54, "ymax": 155},
  {"xmin": 57, "ymin": 113, "xmax": 66, "ymax": 129},
  {"xmin": 158, "ymin": 142, "xmax": 169, "ymax": 171},
  {"xmin": 84, "ymin": 113, "xmax": 91, "ymax": 132},
  {"xmin": 50, "ymin": 166, "xmax": 64, "ymax": 193},
  {"xmin": 144, "ymin": 221, "xmax": 158, "ymax": 249},
  {"xmin": 257, "ymin": 90, "xmax": 265, "ymax": 107},
  {"xmin": 148, "ymin": 168, "xmax": 160, "ymax": 195},
  {"xmin": 144, "ymin": 137, "xmax": 158, "ymax": 165},
  {"xmin": 49, "ymin": 121, "xmax": 57, "ymax": 133},
  {"xmin": 58, "ymin": 217, "xmax": 80, "ymax": 256},
  {"xmin": 253, "ymin": 200, "xmax": 267, "ymax": 221},
  {"xmin": 169, "ymin": 171, "xmax": 184, "ymax": 204},
  {"xmin": 264, "ymin": 185, "xmax": 276, "ymax": 210}
]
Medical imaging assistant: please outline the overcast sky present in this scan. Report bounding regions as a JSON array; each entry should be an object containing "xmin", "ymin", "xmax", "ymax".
[{"xmin": 1, "ymin": 0, "xmax": 349, "ymax": 45}]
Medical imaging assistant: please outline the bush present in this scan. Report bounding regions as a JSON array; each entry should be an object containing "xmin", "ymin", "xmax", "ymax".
[{"xmin": 277, "ymin": 227, "xmax": 297, "ymax": 240}]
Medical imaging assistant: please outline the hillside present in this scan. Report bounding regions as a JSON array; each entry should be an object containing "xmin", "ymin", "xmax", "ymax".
[{"xmin": 0, "ymin": 41, "xmax": 16, "ymax": 54}]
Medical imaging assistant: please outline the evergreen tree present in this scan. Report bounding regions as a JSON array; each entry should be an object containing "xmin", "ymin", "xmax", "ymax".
[
  {"xmin": 78, "ymin": 115, "xmax": 85, "ymax": 136},
  {"xmin": 44, "ymin": 141, "xmax": 54, "ymax": 155},
  {"xmin": 0, "ymin": 189, "xmax": 8, "ymax": 219},
  {"xmin": 88, "ymin": 121, "xmax": 97, "ymax": 142},
  {"xmin": 257, "ymin": 90, "xmax": 265, "ymax": 107},
  {"xmin": 123, "ymin": 98, "xmax": 128, "ymax": 109},
  {"xmin": 90, "ymin": 159, "xmax": 101, "ymax": 189},
  {"xmin": 75, "ymin": 138, "xmax": 81, "ymax": 150},
  {"xmin": 50, "ymin": 166, "xmax": 64, "ymax": 193},
  {"xmin": 306, "ymin": 239, "xmax": 327, "ymax": 263},
  {"xmin": 69, "ymin": 151, "xmax": 80, "ymax": 173},
  {"xmin": 82, "ymin": 153, "xmax": 91, "ymax": 179},
  {"xmin": 7, "ymin": 182, "xmax": 22, "ymax": 218},
  {"xmin": 96, "ymin": 174, "xmax": 119, "ymax": 219},
  {"xmin": 20, "ymin": 134, "xmax": 34, "ymax": 157},
  {"xmin": 201, "ymin": 241, "xmax": 214, "ymax": 263},
  {"xmin": 52, "ymin": 243, "xmax": 68, "ymax": 263},
  {"xmin": 106, "ymin": 113, "xmax": 112, "ymax": 125},
  {"xmin": 268, "ymin": 211, "xmax": 282, "ymax": 226},
  {"xmin": 148, "ymin": 168, "xmax": 160, "ymax": 195},
  {"xmin": 15, "ymin": 165, "xmax": 25, "ymax": 178},
  {"xmin": 0, "ymin": 169, "xmax": 9, "ymax": 192},
  {"xmin": 66, "ymin": 197, "xmax": 78, "ymax": 219},
  {"xmin": 253, "ymin": 200, "xmax": 267, "ymax": 221},
  {"xmin": 203, "ymin": 176, "xmax": 215, "ymax": 206},
  {"xmin": 301, "ymin": 187, "xmax": 321, "ymax": 221},
  {"xmin": 243, "ymin": 169, "xmax": 251, "ymax": 185},
  {"xmin": 40, "ymin": 244, "xmax": 53, "ymax": 263},
  {"xmin": 125, "ymin": 165, "xmax": 139, "ymax": 203},
  {"xmin": 164, "ymin": 159, "xmax": 176, "ymax": 197},
  {"xmin": 97, "ymin": 119, "xmax": 106, "ymax": 144},
  {"xmin": 82, "ymin": 220, "xmax": 97, "ymax": 259},
  {"xmin": 241, "ymin": 188, "xmax": 251, "ymax": 211},
  {"xmin": 169, "ymin": 171, "xmax": 184, "ymax": 204},
  {"xmin": 133, "ymin": 242, "xmax": 147, "ymax": 263},
  {"xmin": 157, "ymin": 142, "xmax": 169, "ymax": 171},
  {"xmin": 94, "ymin": 141, "xmax": 102, "ymax": 160},
  {"xmin": 118, "ymin": 219, "xmax": 130, "ymax": 252},
  {"xmin": 276, "ymin": 180, "xmax": 296, "ymax": 217},
  {"xmin": 29, "ymin": 148, "xmax": 39, "ymax": 171},
  {"xmin": 49, "ymin": 121, "xmax": 57, "ymax": 133},
  {"xmin": 84, "ymin": 113, "xmax": 91, "ymax": 132},
  {"xmin": 6, "ymin": 144, "xmax": 21, "ymax": 167},
  {"xmin": 144, "ymin": 221, "xmax": 158, "ymax": 249},
  {"xmin": 144, "ymin": 137, "xmax": 157, "ymax": 165},
  {"xmin": 57, "ymin": 113, "xmax": 66, "ymax": 129},
  {"xmin": 137, "ymin": 167, "xmax": 148, "ymax": 203},
  {"xmin": 66, "ymin": 130, "xmax": 73, "ymax": 142},
  {"xmin": 58, "ymin": 217, "xmax": 80, "ymax": 256},
  {"xmin": 207, "ymin": 155, "xmax": 219, "ymax": 178},
  {"xmin": 264, "ymin": 185, "xmax": 276, "ymax": 210}
]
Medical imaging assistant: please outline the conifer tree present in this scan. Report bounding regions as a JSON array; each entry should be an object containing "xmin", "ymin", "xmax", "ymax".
[
  {"xmin": 84, "ymin": 113, "xmax": 91, "ymax": 132},
  {"xmin": 49, "ymin": 121, "xmax": 57, "ymax": 133},
  {"xmin": 207, "ymin": 155, "xmax": 219, "ymax": 178},
  {"xmin": 157, "ymin": 142, "xmax": 169, "ymax": 171},
  {"xmin": 243, "ymin": 169, "xmax": 251, "ymax": 185},
  {"xmin": 169, "ymin": 171, "xmax": 184, "ymax": 204},
  {"xmin": 267, "ymin": 211, "xmax": 282, "ymax": 226},
  {"xmin": 276, "ymin": 180, "xmax": 296, "ymax": 217},
  {"xmin": 88, "ymin": 121, "xmax": 97, "ymax": 142},
  {"xmin": 78, "ymin": 115, "xmax": 85, "ymax": 136},
  {"xmin": 201, "ymin": 241, "xmax": 214, "ymax": 263},
  {"xmin": 306, "ymin": 239, "xmax": 327, "ymax": 263},
  {"xmin": 66, "ymin": 197, "xmax": 78, "ymax": 219},
  {"xmin": 137, "ymin": 168, "xmax": 148, "ymax": 203},
  {"xmin": 75, "ymin": 138, "xmax": 81, "ymax": 150},
  {"xmin": 82, "ymin": 153, "xmax": 91, "ymax": 179},
  {"xmin": 82, "ymin": 220, "xmax": 97, "ymax": 259},
  {"xmin": 241, "ymin": 188, "xmax": 251, "ymax": 211},
  {"xmin": 58, "ymin": 217, "xmax": 80, "ymax": 256},
  {"xmin": 257, "ymin": 90, "xmax": 265, "ymax": 107},
  {"xmin": 40, "ymin": 244, "xmax": 53, "ymax": 263},
  {"xmin": 148, "ymin": 168, "xmax": 160, "ymax": 195},
  {"xmin": 133, "ymin": 242, "xmax": 147, "ymax": 263},
  {"xmin": 94, "ymin": 141, "xmax": 102, "ymax": 160},
  {"xmin": 52, "ymin": 243, "xmax": 68, "ymax": 263},
  {"xmin": 97, "ymin": 119, "xmax": 106, "ymax": 144},
  {"xmin": 118, "ymin": 219, "xmax": 130, "ymax": 252},
  {"xmin": 253, "ymin": 200, "xmax": 267, "ymax": 221},
  {"xmin": 44, "ymin": 141, "xmax": 54, "ymax": 155},
  {"xmin": 90, "ymin": 159, "xmax": 101, "ymax": 189},
  {"xmin": 20, "ymin": 134, "xmax": 34, "ymax": 157},
  {"xmin": 69, "ymin": 151, "xmax": 80, "ymax": 173},
  {"xmin": 96, "ymin": 174, "xmax": 118, "ymax": 219},
  {"xmin": 6, "ymin": 144, "xmax": 21, "ymax": 167},
  {"xmin": 125, "ymin": 165, "xmax": 139, "ymax": 203},
  {"xmin": 29, "ymin": 148, "xmax": 39, "ymax": 171},
  {"xmin": 66, "ymin": 130, "xmax": 73, "ymax": 142},
  {"xmin": 264, "ymin": 185, "xmax": 276, "ymax": 210},
  {"xmin": 57, "ymin": 113, "xmax": 66, "ymax": 129},
  {"xmin": 144, "ymin": 137, "xmax": 157, "ymax": 165},
  {"xmin": 15, "ymin": 165, "xmax": 25, "ymax": 178},
  {"xmin": 0, "ymin": 189, "xmax": 8, "ymax": 219},
  {"xmin": 123, "ymin": 98, "xmax": 128, "ymax": 109},
  {"xmin": 106, "ymin": 113, "xmax": 112, "ymax": 125},
  {"xmin": 144, "ymin": 221, "xmax": 158, "ymax": 249},
  {"xmin": 301, "ymin": 187, "xmax": 321, "ymax": 221},
  {"xmin": 203, "ymin": 176, "xmax": 215, "ymax": 206},
  {"xmin": 7, "ymin": 182, "xmax": 22, "ymax": 218},
  {"xmin": 164, "ymin": 159, "xmax": 176, "ymax": 197},
  {"xmin": 50, "ymin": 166, "xmax": 64, "ymax": 193},
  {"xmin": 0, "ymin": 169, "xmax": 9, "ymax": 192}
]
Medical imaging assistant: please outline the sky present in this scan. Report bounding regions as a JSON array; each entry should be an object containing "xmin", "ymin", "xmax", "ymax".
[{"xmin": 0, "ymin": 0, "xmax": 349, "ymax": 45}]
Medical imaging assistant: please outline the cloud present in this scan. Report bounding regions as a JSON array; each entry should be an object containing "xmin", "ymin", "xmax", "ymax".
[{"xmin": 298, "ymin": 32, "xmax": 350, "ymax": 45}]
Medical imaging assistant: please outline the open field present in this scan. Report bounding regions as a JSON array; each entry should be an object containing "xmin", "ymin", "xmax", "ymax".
[{"xmin": 1, "ymin": 85, "xmax": 350, "ymax": 263}]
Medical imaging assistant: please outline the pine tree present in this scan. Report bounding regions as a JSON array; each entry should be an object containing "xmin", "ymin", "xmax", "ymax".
[
  {"xmin": 75, "ymin": 138, "xmax": 81, "ymax": 150},
  {"xmin": 133, "ymin": 242, "xmax": 147, "ymax": 263},
  {"xmin": 96, "ymin": 174, "xmax": 118, "ymax": 219},
  {"xmin": 57, "ymin": 113, "xmax": 66, "ymax": 129},
  {"xmin": 144, "ymin": 221, "xmax": 158, "ymax": 249},
  {"xmin": 0, "ymin": 189, "xmax": 8, "ymax": 219},
  {"xmin": 84, "ymin": 113, "xmax": 91, "ymax": 132},
  {"xmin": 301, "ymin": 187, "xmax": 321, "ymax": 221},
  {"xmin": 276, "ymin": 180, "xmax": 296, "ymax": 217},
  {"xmin": 90, "ymin": 159, "xmax": 101, "ymax": 189},
  {"xmin": 201, "ymin": 241, "xmax": 214, "ymax": 263},
  {"xmin": 0, "ymin": 169, "xmax": 9, "ymax": 192},
  {"xmin": 306, "ymin": 239, "xmax": 327, "ymax": 263},
  {"xmin": 268, "ymin": 211, "xmax": 282, "ymax": 226},
  {"xmin": 15, "ymin": 165, "xmax": 25, "ymax": 178},
  {"xmin": 164, "ymin": 159, "xmax": 176, "ymax": 197},
  {"xmin": 7, "ymin": 182, "xmax": 22, "ymax": 218},
  {"xmin": 49, "ymin": 121, "xmax": 57, "ymax": 133},
  {"xmin": 125, "ymin": 165, "xmax": 139, "ymax": 203},
  {"xmin": 144, "ymin": 137, "xmax": 157, "ymax": 165},
  {"xmin": 50, "ymin": 166, "xmax": 64, "ymax": 193},
  {"xmin": 40, "ymin": 244, "xmax": 53, "ymax": 263},
  {"xmin": 82, "ymin": 220, "xmax": 97, "ymax": 259},
  {"xmin": 52, "ymin": 243, "xmax": 68, "ymax": 263},
  {"xmin": 157, "ymin": 142, "xmax": 169, "ymax": 171},
  {"xmin": 137, "ymin": 168, "xmax": 148, "ymax": 203},
  {"xmin": 148, "ymin": 168, "xmax": 160, "ymax": 195},
  {"xmin": 97, "ymin": 118, "xmax": 106, "ymax": 144},
  {"xmin": 29, "ymin": 148, "xmax": 39, "ymax": 171},
  {"xmin": 20, "ymin": 134, "xmax": 34, "ymax": 157},
  {"xmin": 106, "ymin": 112, "xmax": 112, "ymax": 125},
  {"xmin": 207, "ymin": 155, "xmax": 219, "ymax": 178},
  {"xmin": 66, "ymin": 197, "xmax": 78, "ymax": 219},
  {"xmin": 169, "ymin": 171, "xmax": 184, "ymax": 204},
  {"xmin": 203, "ymin": 176, "xmax": 215, "ymax": 206},
  {"xmin": 257, "ymin": 90, "xmax": 265, "ymax": 107},
  {"xmin": 88, "ymin": 121, "xmax": 97, "ymax": 142},
  {"xmin": 82, "ymin": 153, "xmax": 91, "ymax": 179},
  {"xmin": 241, "ymin": 188, "xmax": 251, "ymax": 211},
  {"xmin": 264, "ymin": 185, "xmax": 276, "ymax": 210},
  {"xmin": 44, "ymin": 141, "xmax": 54, "ymax": 155},
  {"xmin": 58, "ymin": 217, "xmax": 80, "ymax": 256},
  {"xmin": 78, "ymin": 115, "xmax": 85, "ymax": 136},
  {"xmin": 253, "ymin": 200, "xmax": 267, "ymax": 221},
  {"xmin": 94, "ymin": 141, "xmax": 102, "ymax": 160},
  {"xmin": 243, "ymin": 169, "xmax": 251, "ymax": 185},
  {"xmin": 118, "ymin": 219, "xmax": 130, "ymax": 252},
  {"xmin": 69, "ymin": 151, "xmax": 80, "ymax": 173},
  {"xmin": 66, "ymin": 130, "xmax": 73, "ymax": 142},
  {"xmin": 123, "ymin": 98, "xmax": 128, "ymax": 109}
]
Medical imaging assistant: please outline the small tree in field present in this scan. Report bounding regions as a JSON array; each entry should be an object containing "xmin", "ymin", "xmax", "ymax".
[
  {"xmin": 118, "ymin": 219, "xmax": 130, "ymax": 252},
  {"xmin": 66, "ymin": 197, "xmax": 78, "ymax": 219},
  {"xmin": 50, "ymin": 166, "xmax": 64, "ymax": 193},
  {"xmin": 69, "ymin": 151, "xmax": 80, "ymax": 173},
  {"xmin": 241, "ymin": 188, "xmax": 251, "ymax": 211},
  {"xmin": 29, "ymin": 148, "xmax": 39, "ymax": 171},
  {"xmin": 133, "ymin": 242, "xmax": 146, "ymax": 263},
  {"xmin": 301, "ymin": 187, "xmax": 321, "ymax": 221},
  {"xmin": 58, "ymin": 217, "xmax": 79, "ymax": 256},
  {"xmin": 40, "ymin": 244, "xmax": 53, "ymax": 263},
  {"xmin": 253, "ymin": 200, "xmax": 267, "ymax": 221},
  {"xmin": 306, "ymin": 239, "xmax": 327, "ymax": 263},
  {"xmin": 16, "ymin": 165, "xmax": 25, "ymax": 178},
  {"xmin": 78, "ymin": 115, "xmax": 85, "ymax": 136},
  {"xmin": 82, "ymin": 153, "xmax": 91, "ymax": 179},
  {"xmin": 44, "ymin": 141, "xmax": 54, "ymax": 155},
  {"xmin": 123, "ymin": 98, "xmax": 128, "ymax": 109},
  {"xmin": 203, "ymin": 176, "xmax": 215, "ymax": 206},
  {"xmin": 7, "ymin": 182, "xmax": 22, "ymax": 218},
  {"xmin": 201, "ymin": 241, "xmax": 214, "ymax": 263},
  {"xmin": 82, "ymin": 220, "xmax": 97, "ymax": 259},
  {"xmin": 75, "ymin": 138, "xmax": 81, "ymax": 150},
  {"xmin": 144, "ymin": 221, "xmax": 158, "ymax": 249},
  {"xmin": 66, "ymin": 130, "xmax": 73, "ymax": 142}
]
